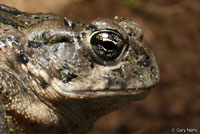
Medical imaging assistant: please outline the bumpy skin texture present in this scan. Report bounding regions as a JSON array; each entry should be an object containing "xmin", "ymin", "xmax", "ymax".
[{"xmin": 0, "ymin": 5, "xmax": 159, "ymax": 134}]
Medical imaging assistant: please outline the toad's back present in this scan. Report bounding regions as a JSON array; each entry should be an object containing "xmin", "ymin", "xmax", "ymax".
[{"xmin": 0, "ymin": 5, "xmax": 159, "ymax": 134}]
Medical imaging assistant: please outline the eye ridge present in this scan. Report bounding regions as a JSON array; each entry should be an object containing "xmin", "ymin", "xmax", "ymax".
[{"xmin": 90, "ymin": 30, "xmax": 126, "ymax": 60}]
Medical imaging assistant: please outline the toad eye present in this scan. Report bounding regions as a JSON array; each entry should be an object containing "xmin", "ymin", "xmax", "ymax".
[{"xmin": 90, "ymin": 30, "xmax": 127, "ymax": 60}]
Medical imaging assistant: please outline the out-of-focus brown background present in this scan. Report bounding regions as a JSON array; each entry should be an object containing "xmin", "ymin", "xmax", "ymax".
[{"xmin": 1, "ymin": 0, "xmax": 199, "ymax": 133}]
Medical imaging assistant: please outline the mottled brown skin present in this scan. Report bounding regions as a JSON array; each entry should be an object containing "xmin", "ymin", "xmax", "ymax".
[{"xmin": 0, "ymin": 5, "xmax": 159, "ymax": 134}]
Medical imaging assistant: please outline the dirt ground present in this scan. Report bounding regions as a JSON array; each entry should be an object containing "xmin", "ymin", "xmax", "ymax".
[{"xmin": 0, "ymin": 0, "xmax": 199, "ymax": 133}]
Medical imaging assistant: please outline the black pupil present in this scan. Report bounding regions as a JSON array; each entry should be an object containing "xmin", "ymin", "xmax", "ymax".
[{"xmin": 101, "ymin": 41, "xmax": 117, "ymax": 50}]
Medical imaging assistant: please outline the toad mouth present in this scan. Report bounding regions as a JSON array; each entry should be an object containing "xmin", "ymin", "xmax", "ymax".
[{"xmin": 54, "ymin": 87, "xmax": 153, "ymax": 99}]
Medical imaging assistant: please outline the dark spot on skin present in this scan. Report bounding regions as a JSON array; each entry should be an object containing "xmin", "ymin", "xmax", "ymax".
[
  {"xmin": 116, "ymin": 18, "xmax": 126, "ymax": 23},
  {"xmin": 137, "ymin": 61, "xmax": 145, "ymax": 66},
  {"xmin": 38, "ymin": 76, "xmax": 48, "ymax": 89},
  {"xmin": 80, "ymin": 32, "xmax": 86, "ymax": 39},
  {"xmin": 59, "ymin": 62, "xmax": 78, "ymax": 83},
  {"xmin": 122, "ymin": 56, "xmax": 129, "ymax": 61},
  {"xmin": 137, "ymin": 53, "xmax": 151, "ymax": 67},
  {"xmin": 150, "ymin": 74, "xmax": 153, "ymax": 79},
  {"xmin": 128, "ymin": 32, "xmax": 133, "ymax": 36},
  {"xmin": 60, "ymin": 61, "xmax": 69, "ymax": 71},
  {"xmin": 40, "ymin": 31, "xmax": 50, "ymax": 41},
  {"xmin": 0, "ymin": 5, "xmax": 23, "ymax": 16},
  {"xmin": 33, "ymin": 16, "xmax": 40, "ymax": 19},
  {"xmin": 0, "ymin": 40, "xmax": 6, "ymax": 44},
  {"xmin": 7, "ymin": 37, "xmax": 13, "ymax": 41},
  {"xmin": 108, "ymin": 68, "xmax": 128, "ymax": 88},
  {"xmin": 135, "ymin": 46, "xmax": 151, "ymax": 67},
  {"xmin": 82, "ymin": 22, "xmax": 89, "ymax": 27},
  {"xmin": 63, "ymin": 72, "xmax": 78, "ymax": 83},
  {"xmin": 0, "ymin": 15, "xmax": 19, "ymax": 29},
  {"xmin": 138, "ymin": 35, "xmax": 143, "ymax": 42},
  {"xmin": 150, "ymin": 66, "xmax": 156, "ymax": 72},
  {"xmin": 89, "ymin": 59, "xmax": 94, "ymax": 68},
  {"xmin": 144, "ymin": 54, "xmax": 150, "ymax": 60},
  {"xmin": 64, "ymin": 19, "xmax": 75, "ymax": 29},
  {"xmin": 7, "ymin": 60, "xmax": 16, "ymax": 71},
  {"xmin": 82, "ymin": 54, "xmax": 94, "ymax": 68},
  {"xmin": 106, "ymin": 78, "xmax": 112, "ymax": 89},
  {"xmin": 76, "ymin": 35, "xmax": 81, "ymax": 40},
  {"xmin": 150, "ymin": 66, "xmax": 157, "ymax": 79},
  {"xmin": 106, "ymin": 78, "xmax": 127, "ymax": 89},
  {"xmin": 28, "ymin": 40, "xmax": 43, "ymax": 48},
  {"xmin": 90, "ymin": 63, "xmax": 94, "ymax": 69},
  {"xmin": 20, "ymin": 88, "xmax": 28, "ymax": 94},
  {"xmin": 133, "ymin": 71, "xmax": 139, "ymax": 75},
  {"xmin": 18, "ymin": 53, "xmax": 29, "ymax": 64},
  {"xmin": 89, "ymin": 24, "xmax": 98, "ymax": 30},
  {"xmin": 45, "ymin": 16, "xmax": 52, "ymax": 20},
  {"xmin": 134, "ymin": 46, "xmax": 145, "ymax": 56},
  {"xmin": 137, "ymin": 59, "xmax": 151, "ymax": 67},
  {"xmin": 112, "ymin": 68, "xmax": 123, "ymax": 77},
  {"xmin": 85, "ymin": 24, "xmax": 97, "ymax": 31},
  {"xmin": 34, "ymin": 17, "xmax": 50, "ymax": 23},
  {"xmin": 120, "ymin": 80, "xmax": 128, "ymax": 88},
  {"xmin": 126, "ymin": 29, "xmax": 135, "ymax": 37}
]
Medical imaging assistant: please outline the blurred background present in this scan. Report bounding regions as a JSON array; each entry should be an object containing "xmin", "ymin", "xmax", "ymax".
[{"xmin": 0, "ymin": 0, "xmax": 199, "ymax": 133}]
